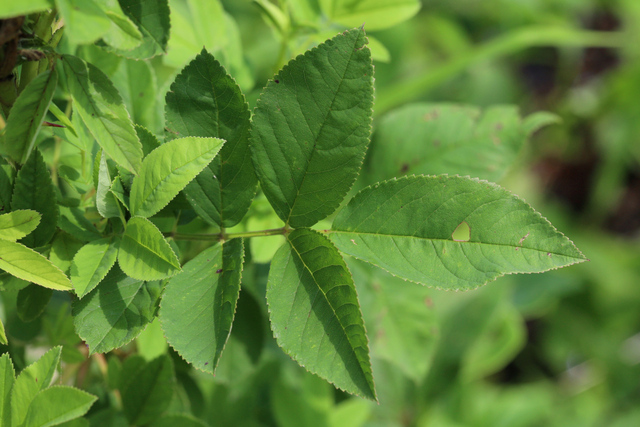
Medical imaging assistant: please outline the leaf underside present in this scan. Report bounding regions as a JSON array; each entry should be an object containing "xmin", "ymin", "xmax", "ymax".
[{"xmin": 330, "ymin": 175, "xmax": 587, "ymax": 290}]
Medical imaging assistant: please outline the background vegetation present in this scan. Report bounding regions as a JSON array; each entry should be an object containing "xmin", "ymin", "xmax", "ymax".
[{"xmin": 1, "ymin": 0, "xmax": 639, "ymax": 426}]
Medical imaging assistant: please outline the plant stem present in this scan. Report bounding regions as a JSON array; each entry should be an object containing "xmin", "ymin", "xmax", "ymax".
[
  {"xmin": 374, "ymin": 26, "xmax": 625, "ymax": 116},
  {"xmin": 168, "ymin": 226, "xmax": 290, "ymax": 242}
]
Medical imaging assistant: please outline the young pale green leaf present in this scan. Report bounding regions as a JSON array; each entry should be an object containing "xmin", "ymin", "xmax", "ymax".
[
  {"xmin": 166, "ymin": 50, "xmax": 256, "ymax": 228},
  {"xmin": 367, "ymin": 104, "xmax": 558, "ymax": 183},
  {"xmin": 109, "ymin": 0, "xmax": 171, "ymax": 59},
  {"xmin": 319, "ymin": 0, "xmax": 420, "ymax": 30},
  {"xmin": 118, "ymin": 217, "xmax": 181, "ymax": 280},
  {"xmin": 72, "ymin": 266, "xmax": 163, "ymax": 354},
  {"xmin": 0, "ymin": 353, "xmax": 13, "ymax": 427},
  {"xmin": 0, "ymin": 0, "xmax": 51, "ymax": 18},
  {"xmin": 121, "ymin": 355, "xmax": 174, "ymax": 425},
  {"xmin": 0, "ymin": 210, "xmax": 40, "ymax": 241},
  {"xmin": 71, "ymin": 236, "xmax": 120, "ymax": 298},
  {"xmin": 99, "ymin": 0, "xmax": 144, "ymax": 51},
  {"xmin": 129, "ymin": 136, "xmax": 224, "ymax": 218},
  {"xmin": 55, "ymin": 0, "xmax": 112, "ymax": 45},
  {"xmin": 330, "ymin": 175, "xmax": 587, "ymax": 291},
  {"xmin": 11, "ymin": 149, "xmax": 58, "ymax": 247},
  {"xmin": 2, "ymin": 69, "xmax": 57, "ymax": 164},
  {"xmin": 21, "ymin": 386, "xmax": 97, "ymax": 427},
  {"xmin": 160, "ymin": 239, "xmax": 244, "ymax": 374},
  {"xmin": 62, "ymin": 54, "xmax": 143, "ymax": 174},
  {"xmin": 10, "ymin": 346, "xmax": 61, "ymax": 427},
  {"xmin": 0, "ymin": 240, "xmax": 72, "ymax": 290},
  {"xmin": 267, "ymin": 228, "xmax": 376, "ymax": 400},
  {"xmin": 17, "ymin": 283, "xmax": 53, "ymax": 322},
  {"xmin": 250, "ymin": 28, "xmax": 373, "ymax": 228},
  {"xmin": 96, "ymin": 152, "xmax": 122, "ymax": 218}
]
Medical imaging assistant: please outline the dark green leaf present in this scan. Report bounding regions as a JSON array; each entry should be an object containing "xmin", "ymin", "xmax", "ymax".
[
  {"xmin": 58, "ymin": 206, "xmax": 102, "ymax": 242},
  {"xmin": 22, "ymin": 386, "xmax": 97, "ymax": 427},
  {"xmin": 0, "ymin": 158, "xmax": 14, "ymax": 212},
  {"xmin": 2, "ymin": 69, "xmax": 57, "ymax": 164},
  {"xmin": 110, "ymin": 0, "xmax": 171, "ymax": 59},
  {"xmin": 330, "ymin": 175, "xmax": 587, "ymax": 290},
  {"xmin": 151, "ymin": 413, "xmax": 208, "ymax": 427},
  {"xmin": 0, "ymin": 353, "xmax": 14, "ymax": 426},
  {"xmin": 250, "ymin": 28, "xmax": 373, "ymax": 227},
  {"xmin": 72, "ymin": 266, "xmax": 163, "ymax": 354},
  {"xmin": 17, "ymin": 283, "xmax": 53, "ymax": 322},
  {"xmin": 96, "ymin": 152, "xmax": 122, "ymax": 219},
  {"xmin": 267, "ymin": 228, "xmax": 375, "ymax": 400},
  {"xmin": 70, "ymin": 236, "xmax": 120, "ymax": 298},
  {"xmin": 159, "ymin": 239, "xmax": 244, "ymax": 374},
  {"xmin": 62, "ymin": 54, "xmax": 143, "ymax": 174},
  {"xmin": 0, "ymin": 210, "xmax": 40, "ymax": 241},
  {"xmin": 118, "ymin": 217, "xmax": 181, "ymax": 280},
  {"xmin": 49, "ymin": 232, "xmax": 84, "ymax": 275},
  {"xmin": 121, "ymin": 355, "xmax": 174, "ymax": 425},
  {"xmin": 135, "ymin": 124, "xmax": 161, "ymax": 157},
  {"xmin": 166, "ymin": 50, "xmax": 256, "ymax": 227},
  {"xmin": 11, "ymin": 149, "xmax": 58, "ymax": 247}
]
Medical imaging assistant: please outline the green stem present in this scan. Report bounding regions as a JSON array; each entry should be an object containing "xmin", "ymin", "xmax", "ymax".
[
  {"xmin": 169, "ymin": 226, "xmax": 290, "ymax": 242},
  {"xmin": 374, "ymin": 26, "xmax": 625, "ymax": 116}
]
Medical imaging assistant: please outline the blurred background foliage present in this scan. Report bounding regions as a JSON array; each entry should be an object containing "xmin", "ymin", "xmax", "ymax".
[{"xmin": 2, "ymin": 0, "xmax": 640, "ymax": 426}]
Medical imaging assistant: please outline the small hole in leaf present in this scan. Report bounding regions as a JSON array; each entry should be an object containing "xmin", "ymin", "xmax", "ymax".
[
  {"xmin": 452, "ymin": 221, "xmax": 470, "ymax": 242},
  {"xmin": 274, "ymin": 79, "xmax": 280, "ymax": 83}
]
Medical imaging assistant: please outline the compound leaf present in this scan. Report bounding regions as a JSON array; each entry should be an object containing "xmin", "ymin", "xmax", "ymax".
[
  {"xmin": 330, "ymin": 175, "xmax": 587, "ymax": 290},
  {"xmin": 70, "ymin": 236, "xmax": 120, "ymax": 298},
  {"xmin": 118, "ymin": 217, "xmax": 181, "ymax": 281},
  {"xmin": 159, "ymin": 239, "xmax": 243, "ymax": 374},
  {"xmin": 166, "ymin": 50, "xmax": 256, "ymax": 227},
  {"xmin": 62, "ymin": 54, "xmax": 143, "ymax": 174},
  {"xmin": 129, "ymin": 136, "xmax": 224, "ymax": 218},
  {"xmin": 0, "ymin": 240, "xmax": 72, "ymax": 290},
  {"xmin": 250, "ymin": 28, "xmax": 373, "ymax": 228},
  {"xmin": 2, "ymin": 69, "xmax": 57, "ymax": 164},
  {"xmin": 72, "ymin": 266, "xmax": 163, "ymax": 354},
  {"xmin": 267, "ymin": 228, "xmax": 375, "ymax": 400},
  {"xmin": 0, "ymin": 210, "xmax": 40, "ymax": 242}
]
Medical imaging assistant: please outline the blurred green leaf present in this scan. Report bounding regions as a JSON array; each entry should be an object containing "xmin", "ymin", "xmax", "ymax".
[
  {"xmin": 109, "ymin": 0, "xmax": 170, "ymax": 59},
  {"xmin": 17, "ymin": 283, "xmax": 52, "ymax": 322},
  {"xmin": 0, "ymin": 0, "xmax": 52, "ymax": 18},
  {"xmin": 121, "ymin": 354, "xmax": 174, "ymax": 425},
  {"xmin": 22, "ymin": 386, "xmax": 97, "ymax": 427},
  {"xmin": 319, "ymin": 0, "xmax": 420, "ymax": 30}
]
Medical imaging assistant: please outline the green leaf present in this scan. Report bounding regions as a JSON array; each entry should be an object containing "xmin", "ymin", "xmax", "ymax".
[
  {"xmin": 58, "ymin": 206, "xmax": 102, "ymax": 242},
  {"xmin": 121, "ymin": 355, "xmax": 174, "ymax": 425},
  {"xmin": 100, "ymin": 0, "xmax": 144, "ymax": 51},
  {"xmin": 0, "ymin": 240, "xmax": 72, "ymax": 290},
  {"xmin": 150, "ymin": 414, "xmax": 208, "ymax": 427},
  {"xmin": 22, "ymin": 386, "xmax": 97, "ymax": 427},
  {"xmin": 118, "ymin": 217, "xmax": 181, "ymax": 280},
  {"xmin": 0, "ymin": 319, "xmax": 6, "ymax": 346},
  {"xmin": 11, "ymin": 149, "xmax": 58, "ymax": 248},
  {"xmin": 135, "ymin": 124, "xmax": 161, "ymax": 157},
  {"xmin": 110, "ymin": 177, "xmax": 129, "ymax": 211},
  {"xmin": 2, "ymin": 69, "xmax": 57, "ymax": 164},
  {"xmin": 250, "ymin": 28, "xmax": 373, "ymax": 228},
  {"xmin": 110, "ymin": 0, "xmax": 171, "ymax": 59},
  {"xmin": 112, "ymin": 60, "xmax": 158, "ymax": 131},
  {"xmin": 0, "ymin": 0, "xmax": 52, "ymax": 18},
  {"xmin": 130, "ymin": 136, "xmax": 224, "ymax": 218},
  {"xmin": 330, "ymin": 175, "xmax": 587, "ymax": 290},
  {"xmin": 166, "ymin": 50, "xmax": 256, "ymax": 227},
  {"xmin": 0, "ymin": 353, "xmax": 14, "ymax": 426},
  {"xmin": 49, "ymin": 232, "xmax": 84, "ymax": 274},
  {"xmin": 70, "ymin": 236, "xmax": 120, "ymax": 298},
  {"xmin": 319, "ymin": 0, "xmax": 420, "ymax": 30},
  {"xmin": 267, "ymin": 228, "xmax": 375, "ymax": 400},
  {"xmin": 0, "ymin": 158, "xmax": 14, "ymax": 213},
  {"xmin": 367, "ymin": 104, "xmax": 557, "ymax": 183},
  {"xmin": 72, "ymin": 266, "xmax": 163, "ymax": 354},
  {"xmin": 0, "ymin": 210, "xmax": 40, "ymax": 242},
  {"xmin": 96, "ymin": 152, "xmax": 122, "ymax": 219},
  {"xmin": 17, "ymin": 283, "xmax": 53, "ymax": 322},
  {"xmin": 62, "ymin": 54, "xmax": 143, "ymax": 174},
  {"xmin": 55, "ymin": 0, "xmax": 112, "ymax": 45},
  {"xmin": 10, "ymin": 346, "xmax": 61, "ymax": 427},
  {"xmin": 159, "ymin": 239, "xmax": 244, "ymax": 374}
]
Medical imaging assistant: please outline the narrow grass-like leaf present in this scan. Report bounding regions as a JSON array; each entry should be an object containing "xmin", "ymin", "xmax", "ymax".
[
  {"xmin": 319, "ymin": 0, "xmax": 420, "ymax": 30},
  {"xmin": 0, "ymin": 210, "xmax": 40, "ymax": 241},
  {"xmin": 118, "ymin": 217, "xmax": 181, "ymax": 280},
  {"xmin": 129, "ymin": 136, "xmax": 224, "ymax": 218},
  {"xmin": 367, "ymin": 104, "xmax": 558, "ymax": 183},
  {"xmin": 110, "ymin": 0, "xmax": 171, "ymax": 59},
  {"xmin": 250, "ymin": 28, "xmax": 373, "ymax": 228},
  {"xmin": 72, "ymin": 266, "xmax": 163, "ymax": 354},
  {"xmin": 2, "ymin": 69, "xmax": 57, "ymax": 164},
  {"xmin": 0, "ymin": 240, "xmax": 72, "ymax": 290},
  {"xmin": 62, "ymin": 54, "xmax": 143, "ymax": 174},
  {"xmin": 10, "ymin": 346, "xmax": 61, "ymax": 427},
  {"xmin": 22, "ymin": 386, "xmax": 97, "ymax": 427},
  {"xmin": 96, "ymin": 152, "xmax": 122, "ymax": 218},
  {"xmin": 166, "ymin": 50, "xmax": 256, "ymax": 227},
  {"xmin": 11, "ymin": 149, "xmax": 58, "ymax": 247},
  {"xmin": 160, "ymin": 239, "xmax": 243, "ymax": 374},
  {"xmin": 0, "ymin": 353, "xmax": 14, "ymax": 426},
  {"xmin": 71, "ymin": 236, "xmax": 120, "ymax": 298},
  {"xmin": 330, "ymin": 175, "xmax": 587, "ymax": 290},
  {"xmin": 17, "ymin": 283, "xmax": 53, "ymax": 322},
  {"xmin": 267, "ymin": 228, "xmax": 375, "ymax": 400},
  {"xmin": 121, "ymin": 355, "xmax": 174, "ymax": 425}
]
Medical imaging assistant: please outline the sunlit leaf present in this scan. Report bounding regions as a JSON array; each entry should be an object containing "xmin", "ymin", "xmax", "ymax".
[
  {"xmin": 0, "ymin": 210, "xmax": 40, "ymax": 242},
  {"xmin": 319, "ymin": 0, "xmax": 420, "ymax": 30},
  {"xmin": 0, "ymin": 240, "xmax": 72, "ymax": 290},
  {"xmin": 110, "ymin": 0, "xmax": 170, "ymax": 59},
  {"xmin": 0, "ymin": 0, "xmax": 52, "ymax": 18},
  {"xmin": 22, "ymin": 386, "xmax": 96, "ymax": 427},
  {"xmin": 70, "ymin": 236, "xmax": 120, "ymax": 298}
]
